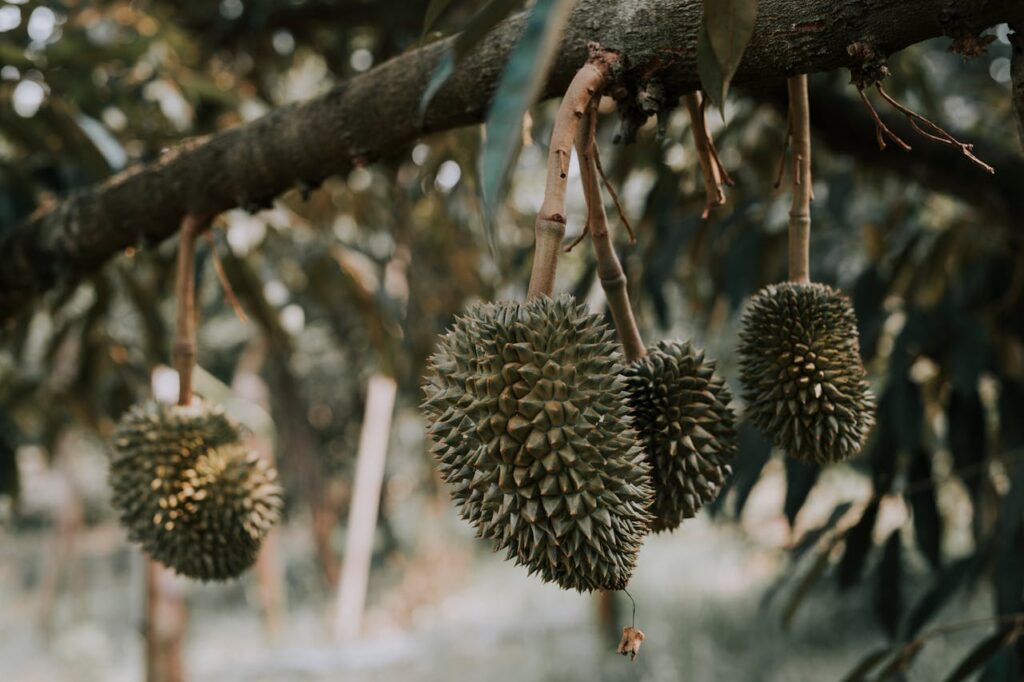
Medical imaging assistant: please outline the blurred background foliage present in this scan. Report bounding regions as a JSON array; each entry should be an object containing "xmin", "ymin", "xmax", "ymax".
[{"xmin": 0, "ymin": 1, "xmax": 1022, "ymax": 680}]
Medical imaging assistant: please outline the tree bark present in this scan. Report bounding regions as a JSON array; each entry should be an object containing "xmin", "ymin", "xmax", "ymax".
[{"xmin": 1, "ymin": 0, "xmax": 1021, "ymax": 320}]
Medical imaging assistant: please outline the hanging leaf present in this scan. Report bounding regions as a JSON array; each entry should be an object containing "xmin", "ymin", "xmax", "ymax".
[
  {"xmin": 876, "ymin": 640, "xmax": 926, "ymax": 681},
  {"xmin": 944, "ymin": 623, "xmax": 1024, "ymax": 682},
  {"xmin": 696, "ymin": 26, "xmax": 727, "ymax": 110},
  {"xmin": 713, "ymin": 420, "xmax": 772, "ymax": 517},
  {"xmin": 840, "ymin": 646, "xmax": 896, "ymax": 682},
  {"xmin": 948, "ymin": 389, "xmax": 987, "ymax": 507},
  {"xmin": 784, "ymin": 457, "xmax": 820, "ymax": 527},
  {"xmin": 479, "ymin": 0, "xmax": 576, "ymax": 238},
  {"xmin": 791, "ymin": 501, "xmax": 854, "ymax": 563},
  {"xmin": 419, "ymin": 0, "xmax": 524, "ymax": 122},
  {"xmin": 700, "ymin": 0, "xmax": 758, "ymax": 108},
  {"xmin": 838, "ymin": 498, "xmax": 880, "ymax": 589},
  {"xmin": 423, "ymin": 0, "xmax": 459, "ymax": 34},
  {"xmin": 908, "ymin": 447, "xmax": 943, "ymax": 569},
  {"xmin": 782, "ymin": 544, "xmax": 831, "ymax": 629},
  {"xmin": 877, "ymin": 530, "xmax": 903, "ymax": 638},
  {"xmin": 904, "ymin": 552, "xmax": 983, "ymax": 639}
]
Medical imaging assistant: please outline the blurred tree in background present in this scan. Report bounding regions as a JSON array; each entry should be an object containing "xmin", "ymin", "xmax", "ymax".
[{"xmin": 1, "ymin": 1, "xmax": 1023, "ymax": 680}]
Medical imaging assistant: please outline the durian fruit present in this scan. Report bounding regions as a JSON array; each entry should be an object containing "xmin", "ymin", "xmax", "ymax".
[
  {"xmin": 623, "ymin": 340, "xmax": 737, "ymax": 532},
  {"xmin": 422, "ymin": 295, "xmax": 654, "ymax": 592},
  {"xmin": 110, "ymin": 400, "xmax": 283, "ymax": 580},
  {"xmin": 738, "ymin": 282, "xmax": 875, "ymax": 464}
]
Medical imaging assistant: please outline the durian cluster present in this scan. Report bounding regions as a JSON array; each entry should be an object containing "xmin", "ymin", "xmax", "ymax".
[
  {"xmin": 738, "ymin": 282, "xmax": 875, "ymax": 464},
  {"xmin": 422, "ymin": 295, "xmax": 739, "ymax": 591},
  {"xmin": 110, "ymin": 400, "xmax": 283, "ymax": 581}
]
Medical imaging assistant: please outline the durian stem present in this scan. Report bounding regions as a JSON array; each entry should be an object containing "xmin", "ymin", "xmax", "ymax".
[
  {"xmin": 786, "ymin": 74, "xmax": 812, "ymax": 285},
  {"xmin": 574, "ymin": 102, "xmax": 647, "ymax": 363},
  {"xmin": 173, "ymin": 214, "xmax": 209, "ymax": 406},
  {"xmin": 527, "ymin": 49, "xmax": 617, "ymax": 300}
]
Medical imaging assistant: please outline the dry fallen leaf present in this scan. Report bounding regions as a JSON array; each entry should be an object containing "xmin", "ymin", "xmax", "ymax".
[{"xmin": 616, "ymin": 626, "xmax": 645, "ymax": 662}]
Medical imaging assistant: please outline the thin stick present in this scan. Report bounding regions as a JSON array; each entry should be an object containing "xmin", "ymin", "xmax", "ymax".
[
  {"xmin": 684, "ymin": 92, "xmax": 727, "ymax": 218},
  {"xmin": 204, "ymin": 233, "xmax": 248, "ymax": 322},
  {"xmin": 875, "ymin": 84, "xmax": 995, "ymax": 173},
  {"xmin": 575, "ymin": 102, "xmax": 647, "ymax": 363},
  {"xmin": 173, "ymin": 215, "xmax": 204, "ymax": 406},
  {"xmin": 787, "ymin": 76, "xmax": 813, "ymax": 284},
  {"xmin": 623, "ymin": 587, "xmax": 637, "ymax": 629},
  {"xmin": 592, "ymin": 144, "xmax": 636, "ymax": 244},
  {"xmin": 856, "ymin": 87, "xmax": 911, "ymax": 151},
  {"xmin": 527, "ymin": 49, "xmax": 617, "ymax": 300}
]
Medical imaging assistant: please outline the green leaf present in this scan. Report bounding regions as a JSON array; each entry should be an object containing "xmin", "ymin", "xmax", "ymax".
[
  {"xmin": 878, "ymin": 530, "xmax": 903, "ymax": 638},
  {"xmin": 419, "ymin": 0, "xmax": 523, "ymax": 122},
  {"xmin": 479, "ymin": 0, "xmax": 576, "ymax": 239},
  {"xmin": 783, "ymin": 457, "xmax": 819, "ymax": 527},
  {"xmin": 423, "ymin": 0, "xmax": 458, "ymax": 34},
  {"xmin": 945, "ymin": 624, "xmax": 1024, "ymax": 682},
  {"xmin": 908, "ymin": 447, "xmax": 943, "ymax": 569},
  {"xmin": 701, "ymin": 0, "xmax": 758, "ymax": 108},
  {"xmin": 696, "ymin": 25, "xmax": 726, "ymax": 109},
  {"xmin": 839, "ymin": 646, "xmax": 894, "ymax": 682},
  {"xmin": 837, "ymin": 498, "xmax": 880, "ymax": 589},
  {"xmin": 876, "ymin": 641, "xmax": 926, "ymax": 681}
]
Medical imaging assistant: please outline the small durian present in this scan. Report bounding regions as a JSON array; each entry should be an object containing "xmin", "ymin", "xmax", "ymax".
[
  {"xmin": 110, "ymin": 400, "xmax": 283, "ymax": 580},
  {"xmin": 422, "ymin": 295, "xmax": 653, "ymax": 592},
  {"xmin": 623, "ymin": 340, "xmax": 737, "ymax": 531},
  {"xmin": 738, "ymin": 282, "xmax": 875, "ymax": 464}
]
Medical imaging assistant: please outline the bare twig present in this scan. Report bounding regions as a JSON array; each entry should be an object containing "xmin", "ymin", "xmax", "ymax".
[
  {"xmin": 875, "ymin": 84, "xmax": 995, "ymax": 173},
  {"xmin": 592, "ymin": 143, "xmax": 636, "ymax": 244},
  {"xmin": 204, "ymin": 232, "xmax": 248, "ymax": 323},
  {"xmin": 528, "ymin": 48, "xmax": 617, "ymax": 300},
  {"xmin": 684, "ymin": 92, "xmax": 732, "ymax": 218},
  {"xmin": 787, "ymin": 75, "xmax": 812, "ymax": 284},
  {"xmin": 856, "ymin": 86, "xmax": 911, "ymax": 151}
]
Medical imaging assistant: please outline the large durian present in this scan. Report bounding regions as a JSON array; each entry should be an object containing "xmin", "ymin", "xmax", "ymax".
[
  {"xmin": 738, "ymin": 282, "xmax": 875, "ymax": 464},
  {"xmin": 422, "ymin": 295, "xmax": 653, "ymax": 592},
  {"xmin": 110, "ymin": 400, "xmax": 283, "ymax": 580},
  {"xmin": 623, "ymin": 340, "xmax": 737, "ymax": 531}
]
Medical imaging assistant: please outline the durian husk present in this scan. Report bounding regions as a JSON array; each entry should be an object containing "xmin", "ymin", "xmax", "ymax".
[
  {"xmin": 738, "ymin": 282, "xmax": 875, "ymax": 464},
  {"xmin": 623, "ymin": 340, "xmax": 737, "ymax": 532},
  {"xmin": 422, "ymin": 295, "xmax": 654, "ymax": 592},
  {"xmin": 110, "ymin": 400, "xmax": 283, "ymax": 580}
]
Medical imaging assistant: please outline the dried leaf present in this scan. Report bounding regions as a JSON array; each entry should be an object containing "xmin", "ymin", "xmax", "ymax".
[{"xmin": 616, "ymin": 626, "xmax": 645, "ymax": 662}]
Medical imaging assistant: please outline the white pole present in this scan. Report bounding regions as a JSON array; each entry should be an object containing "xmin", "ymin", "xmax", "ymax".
[{"xmin": 332, "ymin": 373, "xmax": 397, "ymax": 642}]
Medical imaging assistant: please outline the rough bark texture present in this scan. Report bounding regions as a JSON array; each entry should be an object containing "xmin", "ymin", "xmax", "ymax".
[{"xmin": 1, "ymin": 0, "xmax": 1022, "ymax": 320}]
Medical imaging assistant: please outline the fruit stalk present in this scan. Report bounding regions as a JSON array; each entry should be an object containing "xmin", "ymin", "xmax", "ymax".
[
  {"xmin": 173, "ymin": 215, "xmax": 208, "ymax": 405},
  {"xmin": 527, "ymin": 50, "xmax": 616, "ymax": 300},
  {"xmin": 787, "ymin": 74, "xmax": 812, "ymax": 284},
  {"xmin": 574, "ymin": 103, "xmax": 646, "ymax": 363}
]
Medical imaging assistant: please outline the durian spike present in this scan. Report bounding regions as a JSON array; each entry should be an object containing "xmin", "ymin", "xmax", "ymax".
[
  {"xmin": 786, "ymin": 74, "xmax": 812, "ymax": 284},
  {"xmin": 573, "ymin": 100, "xmax": 646, "ymax": 363},
  {"xmin": 527, "ymin": 46, "xmax": 617, "ymax": 300}
]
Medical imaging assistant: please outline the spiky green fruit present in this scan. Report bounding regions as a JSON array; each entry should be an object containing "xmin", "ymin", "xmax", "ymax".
[
  {"xmin": 738, "ymin": 282, "xmax": 875, "ymax": 464},
  {"xmin": 623, "ymin": 340, "xmax": 737, "ymax": 532},
  {"xmin": 110, "ymin": 400, "xmax": 283, "ymax": 580},
  {"xmin": 422, "ymin": 295, "xmax": 653, "ymax": 592}
]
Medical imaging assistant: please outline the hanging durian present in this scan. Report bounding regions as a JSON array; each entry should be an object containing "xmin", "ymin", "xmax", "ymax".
[
  {"xmin": 110, "ymin": 399, "xmax": 283, "ymax": 581},
  {"xmin": 421, "ymin": 295, "xmax": 654, "ymax": 592},
  {"xmin": 738, "ymin": 282, "xmax": 874, "ymax": 464},
  {"xmin": 623, "ymin": 341, "xmax": 737, "ymax": 531},
  {"xmin": 737, "ymin": 75, "xmax": 875, "ymax": 464}
]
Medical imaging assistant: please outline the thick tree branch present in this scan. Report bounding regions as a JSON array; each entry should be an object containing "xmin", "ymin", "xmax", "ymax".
[{"xmin": 1, "ymin": 0, "xmax": 1021, "ymax": 320}]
